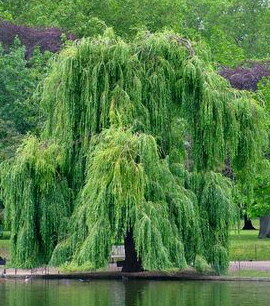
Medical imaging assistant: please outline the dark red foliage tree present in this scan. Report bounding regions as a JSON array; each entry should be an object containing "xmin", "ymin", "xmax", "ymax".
[
  {"xmin": 220, "ymin": 62, "xmax": 270, "ymax": 91},
  {"xmin": 0, "ymin": 20, "xmax": 76, "ymax": 58}
]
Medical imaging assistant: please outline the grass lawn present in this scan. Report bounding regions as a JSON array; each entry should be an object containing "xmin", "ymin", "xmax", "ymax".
[
  {"xmin": 228, "ymin": 270, "xmax": 270, "ymax": 277},
  {"xmin": 0, "ymin": 231, "xmax": 10, "ymax": 259},
  {"xmin": 230, "ymin": 229, "xmax": 270, "ymax": 261},
  {"xmin": 0, "ymin": 239, "xmax": 10, "ymax": 259}
]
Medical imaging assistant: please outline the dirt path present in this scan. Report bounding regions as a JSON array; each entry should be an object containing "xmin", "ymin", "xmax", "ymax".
[{"xmin": 229, "ymin": 261, "xmax": 270, "ymax": 271}]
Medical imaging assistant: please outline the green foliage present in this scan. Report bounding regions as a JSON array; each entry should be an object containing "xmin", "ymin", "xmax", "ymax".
[
  {"xmin": 183, "ymin": 0, "xmax": 270, "ymax": 63},
  {"xmin": 206, "ymin": 27, "xmax": 245, "ymax": 66},
  {"xmin": 246, "ymin": 76, "xmax": 270, "ymax": 218},
  {"xmin": 194, "ymin": 255, "xmax": 211, "ymax": 273},
  {"xmin": 0, "ymin": 38, "xmax": 52, "ymax": 161},
  {"xmin": 1, "ymin": 32, "xmax": 266, "ymax": 273},
  {"xmin": 3, "ymin": 0, "xmax": 270, "ymax": 64},
  {"xmin": 258, "ymin": 76, "xmax": 270, "ymax": 111},
  {"xmin": 0, "ymin": 1, "xmax": 13, "ymax": 20},
  {"xmin": 191, "ymin": 172, "xmax": 234, "ymax": 274},
  {"xmin": 1, "ymin": 136, "xmax": 71, "ymax": 267},
  {"xmin": 0, "ymin": 119, "xmax": 21, "ymax": 161},
  {"xmin": 248, "ymin": 160, "xmax": 270, "ymax": 218},
  {"xmin": 2, "ymin": 0, "xmax": 184, "ymax": 38}
]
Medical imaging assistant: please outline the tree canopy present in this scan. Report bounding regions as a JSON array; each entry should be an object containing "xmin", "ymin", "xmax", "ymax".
[
  {"xmin": 2, "ymin": 0, "xmax": 270, "ymax": 66},
  {"xmin": 1, "ymin": 31, "xmax": 266, "ymax": 273},
  {"xmin": 0, "ymin": 37, "xmax": 52, "ymax": 161},
  {"xmin": 220, "ymin": 62, "xmax": 270, "ymax": 230}
]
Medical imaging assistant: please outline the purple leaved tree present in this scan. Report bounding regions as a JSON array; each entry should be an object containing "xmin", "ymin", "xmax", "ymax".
[{"xmin": 0, "ymin": 20, "xmax": 76, "ymax": 57}]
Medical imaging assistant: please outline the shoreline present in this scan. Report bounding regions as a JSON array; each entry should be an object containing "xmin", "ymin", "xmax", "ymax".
[{"xmin": 2, "ymin": 270, "xmax": 270, "ymax": 282}]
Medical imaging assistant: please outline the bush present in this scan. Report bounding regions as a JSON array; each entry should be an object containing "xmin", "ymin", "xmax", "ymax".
[
  {"xmin": 220, "ymin": 62, "xmax": 270, "ymax": 91},
  {"xmin": 0, "ymin": 20, "xmax": 75, "ymax": 58}
]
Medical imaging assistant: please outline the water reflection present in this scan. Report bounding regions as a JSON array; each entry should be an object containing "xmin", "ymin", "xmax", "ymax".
[{"xmin": 0, "ymin": 279, "xmax": 270, "ymax": 306}]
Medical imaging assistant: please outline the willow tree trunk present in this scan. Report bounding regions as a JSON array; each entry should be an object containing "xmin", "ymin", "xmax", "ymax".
[
  {"xmin": 258, "ymin": 215, "xmax": 270, "ymax": 239},
  {"xmin": 122, "ymin": 229, "xmax": 143, "ymax": 272},
  {"xmin": 242, "ymin": 214, "xmax": 256, "ymax": 230}
]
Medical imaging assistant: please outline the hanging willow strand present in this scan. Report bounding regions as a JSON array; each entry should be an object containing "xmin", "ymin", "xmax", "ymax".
[{"xmin": 0, "ymin": 30, "xmax": 267, "ymax": 274}]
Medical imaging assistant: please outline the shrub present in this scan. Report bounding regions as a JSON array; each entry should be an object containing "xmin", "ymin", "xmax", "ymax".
[{"xmin": 0, "ymin": 20, "xmax": 75, "ymax": 58}]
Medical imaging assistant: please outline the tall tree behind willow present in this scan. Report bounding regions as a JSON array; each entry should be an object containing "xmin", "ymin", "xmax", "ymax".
[
  {"xmin": 1, "ymin": 31, "xmax": 267, "ymax": 273},
  {"xmin": 2, "ymin": 0, "xmax": 270, "ymax": 65}
]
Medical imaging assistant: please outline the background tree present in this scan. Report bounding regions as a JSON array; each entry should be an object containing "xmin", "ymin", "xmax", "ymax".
[
  {"xmin": 182, "ymin": 0, "xmax": 270, "ymax": 62},
  {"xmin": 249, "ymin": 162, "xmax": 270, "ymax": 238},
  {"xmin": 248, "ymin": 76, "xmax": 270, "ymax": 238},
  {"xmin": 0, "ymin": 37, "xmax": 52, "ymax": 161},
  {"xmin": 0, "ymin": 21, "xmax": 76, "ymax": 58},
  {"xmin": 2, "ymin": 0, "xmax": 270, "ymax": 66},
  {"xmin": 220, "ymin": 62, "xmax": 270, "ymax": 234}
]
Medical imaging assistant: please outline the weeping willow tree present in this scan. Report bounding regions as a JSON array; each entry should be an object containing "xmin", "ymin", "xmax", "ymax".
[{"xmin": 0, "ymin": 30, "xmax": 267, "ymax": 274}]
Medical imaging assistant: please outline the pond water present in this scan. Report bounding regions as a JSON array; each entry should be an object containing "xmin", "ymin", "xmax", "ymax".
[{"xmin": 0, "ymin": 279, "xmax": 269, "ymax": 306}]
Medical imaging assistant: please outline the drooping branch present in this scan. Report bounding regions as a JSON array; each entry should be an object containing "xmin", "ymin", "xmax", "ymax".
[
  {"xmin": 167, "ymin": 34, "xmax": 195, "ymax": 57},
  {"xmin": 1, "ymin": 31, "xmax": 266, "ymax": 275}
]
